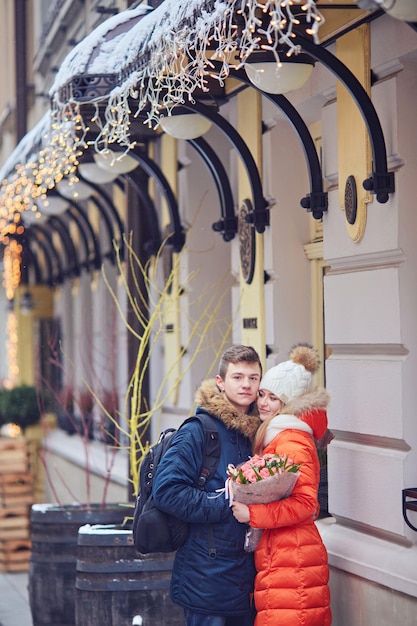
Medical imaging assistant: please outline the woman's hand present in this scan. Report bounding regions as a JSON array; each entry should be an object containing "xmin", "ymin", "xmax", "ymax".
[{"xmin": 231, "ymin": 501, "xmax": 250, "ymax": 524}]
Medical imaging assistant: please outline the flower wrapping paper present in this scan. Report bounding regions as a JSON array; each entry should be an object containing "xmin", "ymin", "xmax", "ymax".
[
  {"xmin": 229, "ymin": 467, "xmax": 300, "ymax": 552},
  {"xmin": 231, "ymin": 470, "xmax": 299, "ymax": 505}
]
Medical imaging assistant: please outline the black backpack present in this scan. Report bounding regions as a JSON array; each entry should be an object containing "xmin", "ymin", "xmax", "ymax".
[{"xmin": 132, "ymin": 413, "xmax": 220, "ymax": 554}]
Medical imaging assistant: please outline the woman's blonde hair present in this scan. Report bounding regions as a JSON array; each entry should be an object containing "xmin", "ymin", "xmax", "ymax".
[
  {"xmin": 253, "ymin": 414, "xmax": 280, "ymax": 455},
  {"xmin": 253, "ymin": 420, "xmax": 266, "ymax": 455}
]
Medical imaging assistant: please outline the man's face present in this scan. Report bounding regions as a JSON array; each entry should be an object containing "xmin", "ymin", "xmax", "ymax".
[{"xmin": 215, "ymin": 361, "xmax": 261, "ymax": 413}]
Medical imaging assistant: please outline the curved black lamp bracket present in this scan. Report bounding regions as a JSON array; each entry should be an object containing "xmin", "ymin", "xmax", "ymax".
[
  {"xmin": 49, "ymin": 205, "xmax": 92, "ymax": 272},
  {"xmin": 129, "ymin": 148, "xmax": 186, "ymax": 252},
  {"xmin": 49, "ymin": 189, "xmax": 103, "ymax": 271},
  {"xmin": 27, "ymin": 230, "xmax": 57, "ymax": 287},
  {"xmin": 65, "ymin": 203, "xmax": 102, "ymax": 271},
  {"xmin": 267, "ymin": 98, "xmax": 328, "ymax": 219},
  {"xmin": 25, "ymin": 234, "xmax": 52, "ymax": 285},
  {"xmin": 231, "ymin": 67, "xmax": 328, "ymax": 220},
  {"xmin": 403, "ymin": 488, "xmax": 417, "ymax": 532},
  {"xmin": 76, "ymin": 174, "xmax": 126, "ymax": 261},
  {"xmin": 123, "ymin": 170, "xmax": 162, "ymax": 256},
  {"xmin": 29, "ymin": 191, "xmax": 102, "ymax": 280},
  {"xmin": 297, "ymin": 33, "xmax": 395, "ymax": 203},
  {"xmin": 25, "ymin": 225, "xmax": 62, "ymax": 287},
  {"xmin": 47, "ymin": 215, "xmax": 81, "ymax": 278},
  {"xmin": 27, "ymin": 224, "xmax": 65, "ymax": 285},
  {"xmin": 16, "ymin": 235, "xmax": 43, "ymax": 285},
  {"xmin": 188, "ymin": 136, "xmax": 238, "ymax": 241},
  {"xmin": 87, "ymin": 196, "xmax": 118, "ymax": 263},
  {"xmin": 63, "ymin": 208, "xmax": 100, "ymax": 271},
  {"xmin": 180, "ymin": 101, "xmax": 270, "ymax": 234}
]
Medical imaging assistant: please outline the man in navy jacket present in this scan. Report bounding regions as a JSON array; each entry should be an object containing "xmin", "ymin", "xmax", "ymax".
[{"xmin": 153, "ymin": 345, "xmax": 262, "ymax": 626}]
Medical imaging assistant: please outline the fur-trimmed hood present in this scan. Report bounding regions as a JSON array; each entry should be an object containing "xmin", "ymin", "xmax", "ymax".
[
  {"xmin": 279, "ymin": 387, "xmax": 330, "ymax": 440},
  {"xmin": 283, "ymin": 387, "xmax": 329, "ymax": 416},
  {"xmin": 194, "ymin": 378, "xmax": 260, "ymax": 440}
]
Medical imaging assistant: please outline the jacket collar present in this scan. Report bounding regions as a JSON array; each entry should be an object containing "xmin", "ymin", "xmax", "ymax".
[
  {"xmin": 265, "ymin": 414, "xmax": 313, "ymax": 446},
  {"xmin": 194, "ymin": 379, "xmax": 260, "ymax": 440},
  {"xmin": 280, "ymin": 387, "xmax": 329, "ymax": 440}
]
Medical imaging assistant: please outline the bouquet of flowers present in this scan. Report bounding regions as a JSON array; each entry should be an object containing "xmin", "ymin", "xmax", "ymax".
[{"xmin": 227, "ymin": 453, "xmax": 300, "ymax": 552}]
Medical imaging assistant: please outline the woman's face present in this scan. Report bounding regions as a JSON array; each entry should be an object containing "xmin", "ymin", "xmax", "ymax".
[{"xmin": 257, "ymin": 389, "xmax": 283, "ymax": 422}]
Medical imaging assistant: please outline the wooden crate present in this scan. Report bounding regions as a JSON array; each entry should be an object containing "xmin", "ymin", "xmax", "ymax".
[
  {"xmin": 0, "ymin": 507, "xmax": 30, "ymax": 541},
  {"xmin": 0, "ymin": 472, "xmax": 33, "ymax": 507},
  {"xmin": 0, "ymin": 538, "xmax": 31, "ymax": 572},
  {"xmin": 0, "ymin": 439, "xmax": 33, "ymax": 571},
  {"xmin": 0, "ymin": 438, "xmax": 29, "ymax": 474}
]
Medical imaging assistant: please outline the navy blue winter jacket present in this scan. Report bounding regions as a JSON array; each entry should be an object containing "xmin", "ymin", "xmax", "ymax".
[{"xmin": 153, "ymin": 379, "xmax": 260, "ymax": 616}]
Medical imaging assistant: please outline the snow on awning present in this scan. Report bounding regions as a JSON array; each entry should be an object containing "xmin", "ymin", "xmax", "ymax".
[
  {"xmin": 50, "ymin": 0, "xmax": 323, "ymax": 142},
  {"xmin": 50, "ymin": 0, "xmax": 225, "ymax": 101},
  {"xmin": 50, "ymin": 5, "xmax": 152, "ymax": 101},
  {"xmin": 0, "ymin": 105, "xmax": 89, "ymax": 229},
  {"xmin": 0, "ymin": 112, "xmax": 51, "ymax": 183},
  {"xmin": 0, "ymin": 0, "xmax": 323, "ymax": 230}
]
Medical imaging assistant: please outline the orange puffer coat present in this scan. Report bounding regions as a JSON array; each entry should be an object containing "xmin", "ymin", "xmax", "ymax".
[{"xmin": 249, "ymin": 388, "xmax": 332, "ymax": 626}]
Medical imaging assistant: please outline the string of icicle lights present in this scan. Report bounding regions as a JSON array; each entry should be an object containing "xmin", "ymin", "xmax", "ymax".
[
  {"xmin": 0, "ymin": 105, "xmax": 87, "ymax": 240},
  {"xmin": 68, "ymin": 0, "xmax": 324, "ymax": 150},
  {"xmin": 0, "ymin": 0, "xmax": 324, "ymax": 233}
]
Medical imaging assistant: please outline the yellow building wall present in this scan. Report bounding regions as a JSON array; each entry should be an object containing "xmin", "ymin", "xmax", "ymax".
[
  {"xmin": 336, "ymin": 25, "xmax": 372, "ymax": 242},
  {"xmin": 237, "ymin": 89, "xmax": 266, "ymax": 364},
  {"xmin": 16, "ymin": 285, "xmax": 53, "ymax": 385},
  {"xmin": 160, "ymin": 135, "xmax": 182, "ymax": 405}
]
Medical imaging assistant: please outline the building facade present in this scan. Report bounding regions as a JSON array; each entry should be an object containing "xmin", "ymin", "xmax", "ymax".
[{"xmin": 0, "ymin": 1, "xmax": 417, "ymax": 623}]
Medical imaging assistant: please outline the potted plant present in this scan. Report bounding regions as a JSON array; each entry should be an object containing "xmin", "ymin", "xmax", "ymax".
[
  {"xmin": 0, "ymin": 388, "xmax": 7, "ymax": 432},
  {"xmin": 2, "ymin": 385, "xmax": 41, "ymax": 430}
]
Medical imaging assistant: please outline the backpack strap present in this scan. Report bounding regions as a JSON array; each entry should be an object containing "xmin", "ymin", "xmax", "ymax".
[
  {"xmin": 180, "ymin": 413, "xmax": 220, "ymax": 490},
  {"xmin": 180, "ymin": 414, "xmax": 220, "ymax": 558}
]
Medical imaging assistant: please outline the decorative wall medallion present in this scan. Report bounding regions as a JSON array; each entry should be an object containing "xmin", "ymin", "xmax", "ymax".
[
  {"xmin": 344, "ymin": 175, "xmax": 357, "ymax": 225},
  {"xmin": 238, "ymin": 199, "xmax": 256, "ymax": 284}
]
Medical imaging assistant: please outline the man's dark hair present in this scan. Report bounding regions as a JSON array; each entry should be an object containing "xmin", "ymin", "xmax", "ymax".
[{"xmin": 218, "ymin": 345, "xmax": 262, "ymax": 379}]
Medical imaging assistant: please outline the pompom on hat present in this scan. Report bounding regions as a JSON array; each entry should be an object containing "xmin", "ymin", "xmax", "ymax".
[{"xmin": 260, "ymin": 343, "xmax": 319, "ymax": 405}]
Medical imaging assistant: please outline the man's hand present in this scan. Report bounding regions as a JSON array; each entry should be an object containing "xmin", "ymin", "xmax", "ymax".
[{"xmin": 231, "ymin": 501, "xmax": 250, "ymax": 524}]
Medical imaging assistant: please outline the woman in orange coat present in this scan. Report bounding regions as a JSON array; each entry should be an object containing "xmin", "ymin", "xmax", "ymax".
[{"xmin": 231, "ymin": 344, "xmax": 332, "ymax": 626}]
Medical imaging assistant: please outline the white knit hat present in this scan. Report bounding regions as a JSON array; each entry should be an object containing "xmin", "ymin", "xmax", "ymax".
[{"xmin": 260, "ymin": 344, "xmax": 319, "ymax": 405}]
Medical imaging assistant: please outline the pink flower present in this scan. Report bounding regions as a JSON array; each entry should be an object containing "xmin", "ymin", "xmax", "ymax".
[
  {"xmin": 259, "ymin": 467, "xmax": 272, "ymax": 479},
  {"xmin": 227, "ymin": 453, "xmax": 301, "ymax": 554},
  {"xmin": 242, "ymin": 468, "xmax": 257, "ymax": 482},
  {"xmin": 227, "ymin": 454, "xmax": 300, "ymax": 485}
]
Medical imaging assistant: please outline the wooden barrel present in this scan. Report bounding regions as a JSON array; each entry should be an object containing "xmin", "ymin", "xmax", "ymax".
[
  {"xmin": 75, "ymin": 524, "xmax": 185, "ymax": 626},
  {"xmin": 29, "ymin": 503, "xmax": 132, "ymax": 626}
]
